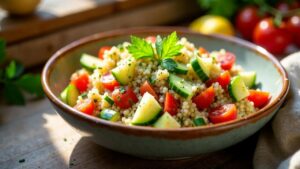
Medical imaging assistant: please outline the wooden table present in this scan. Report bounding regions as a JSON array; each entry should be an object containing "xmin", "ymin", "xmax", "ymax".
[{"xmin": 0, "ymin": 98, "xmax": 257, "ymax": 169}]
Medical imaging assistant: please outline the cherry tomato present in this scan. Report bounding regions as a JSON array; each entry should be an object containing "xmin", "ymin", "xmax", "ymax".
[
  {"xmin": 145, "ymin": 36, "xmax": 156, "ymax": 43},
  {"xmin": 100, "ymin": 73, "xmax": 119, "ymax": 91},
  {"xmin": 75, "ymin": 99, "xmax": 95, "ymax": 115},
  {"xmin": 198, "ymin": 47, "xmax": 208, "ymax": 55},
  {"xmin": 208, "ymin": 104, "xmax": 237, "ymax": 124},
  {"xmin": 140, "ymin": 81, "xmax": 158, "ymax": 99},
  {"xmin": 206, "ymin": 71, "xmax": 231, "ymax": 89},
  {"xmin": 253, "ymin": 18, "xmax": 292, "ymax": 55},
  {"xmin": 235, "ymin": 6, "xmax": 262, "ymax": 40},
  {"xmin": 192, "ymin": 86, "xmax": 215, "ymax": 110},
  {"xmin": 98, "ymin": 46, "xmax": 112, "ymax": 59},
  {"xmin": 112, "ymin": 86, "xmax": 138, "ymax": 109},
  {"xmin": 287, "ymin": 15, "xmax": 300, "ymax": 47},
  {"xmin": 216, "ymin": 52, "xmax": 236, "ymax": 70},
  {"xmin": 247, "ymin": 90, "xmax": 271, "ymax": 108},
  {"xmin": 164, "ymin": 92, "xmax": 179, "ymax": 116},
  {"xmin": 71, "ymin": 73, "xmax": 89, "ymax": 93}
]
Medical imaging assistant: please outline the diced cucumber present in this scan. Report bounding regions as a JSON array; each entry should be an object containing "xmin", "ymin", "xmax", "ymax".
[
  {"xmin": 191, "ymin": 57, "xmax": 212, "ymax": 82},
  {"xmin": 228, "ymin": 76, "xmax": 250, "ymax": 102},
  {"xmin": 174, "ymin": 63, "xmax": 188, "ymax": 74},
  {"xmin": 153, "ymin": 113, "xmax": 181, "ymax": 129},
  {"xmin": 131, "ymin": 92, "xmax": 162, "ymax": 125},
  {"xmin": 60, "ymin": 86, "xmax": 69, "ymax": 103},
  {"xmin": 80, "ymin": 53, "xmax": 102, "ymax": 71},
  {"xmin": 168, "ymin": 74, "xmax": 193, "ymax": 99},
  {"xmin": 104, "ymin": 95, "xmax": 114, "ymax": 105},
  {"xmin": 111, "ymin": 57, "xmax": 136, "ymax": 85},
  {"xmin": 99, "ymin": 109, "xmax": 120, "ymax": 122},
  {"xmin": 66, "ymin": 84, "xmax": 80, "ymax": 107},
  {"xmin": 193, "ymin": 117, "xmax": 206, "ymax": 126},
  {"xmin": 239, "ymin": 71, "xmax": 256, "ymax": 88}
]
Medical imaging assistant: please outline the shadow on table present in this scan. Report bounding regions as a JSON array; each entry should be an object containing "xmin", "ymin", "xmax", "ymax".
[{"xmin": 69, "ymin": 134, "xmax": 258, "ymax": 169}]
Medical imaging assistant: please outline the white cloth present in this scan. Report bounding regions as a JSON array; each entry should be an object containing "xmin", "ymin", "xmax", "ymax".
[{"xmin": 254, "ymin": 52, "xmax": 300, "ymax": 169}]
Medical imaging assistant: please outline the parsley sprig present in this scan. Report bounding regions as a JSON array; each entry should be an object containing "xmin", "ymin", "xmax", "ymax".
[
  {"xmin": 128, "ymin": 32, "xmax": 183, "ymax": 61},
  {"xmin": 0, "ymin": 39, "xmax": 44, "ymax": 105}
]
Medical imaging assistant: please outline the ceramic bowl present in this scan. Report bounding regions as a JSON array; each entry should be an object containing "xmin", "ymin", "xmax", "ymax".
[{"xmin": 42, "ymin": 27, "xmax": 289, "ymax": 159}]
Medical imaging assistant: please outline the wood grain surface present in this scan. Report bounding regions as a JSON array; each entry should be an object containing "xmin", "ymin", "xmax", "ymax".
[{"xmin": 0, "ymin": 98, "xmax": 257, "ymax": 169}]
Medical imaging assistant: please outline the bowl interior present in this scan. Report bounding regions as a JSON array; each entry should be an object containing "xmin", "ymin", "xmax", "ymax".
[{"xmin": 49, "ymin": 31, "xmax": 284, "ymax": 104}]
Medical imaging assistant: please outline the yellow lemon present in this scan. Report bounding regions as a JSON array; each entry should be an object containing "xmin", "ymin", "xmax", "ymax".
[
  {"xmin": 0, "ymin": 0, "xmax": 41, "ymax": 15},
  {"xmin": 190, "ymin": 15, "xmax": 235, "ymax": 36}
]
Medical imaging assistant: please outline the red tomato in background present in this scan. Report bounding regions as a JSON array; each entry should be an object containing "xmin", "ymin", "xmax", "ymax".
[
  {"xmin": 140, "ymin": 81, "xmax": 158, "ymax": 99},
  {"xmin": 247, "ymin": 90, "xmax": 271, "ymax": 108},
  {"xmin": 287, "ymin": 15, "xmax": 300, "ymax": 47},
  {"xmin": 253, "ymin": 18, "xmax": 292, "ymax": 55},
  {"xmin": 98, "ymin": 46, "xmax": 112, "ymax": 59},
  {"xmin": 76, "ymin": 99, "xmax": 95, "ymax": 115},
  {"xmin": 145, "ymin": 36, "xmax": 156, "ymax": 43},
  {"xmin": 100, "ymin": 73, "xmax": 119, "ymax": 91},
  {"xmin": 235, "ymin": 6, "xmax": 262, "ymax": 40},
  {"xmin": 112, "ymin": 86, "xmax": 138, "ymax": 109},
  {"xmin": 216, "ymin": 52, "xmax": 236, "ymax": 70},
  {"xmin": 208, "ymin": 104, "xmax": 237, "ymax": 124},
  {"xmin": 192, "ymin": 86, "xmax": 215, "ymax": 110},
  {"xmin": 164, "ymin": 92, "xmax": 179, "ymax": 116},
  {"xmin": 206, "ymin": 71, "xmax": 231, "ymax": 89},
  {"xmin": 71, "ymin": 73, "xmax": 89, "ymax": 93}
]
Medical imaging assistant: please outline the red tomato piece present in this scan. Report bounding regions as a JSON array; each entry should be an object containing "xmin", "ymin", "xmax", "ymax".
[
  {"xmin": 198, "ymin": 47, "xmax": 208, "ymax": 55},
  {"xmin": 164, "ymin": 92, "xmax": 179, "ymax": 116},
  {"xmin": 216, "ymin": 52, "xmax": 236, "ymax": 70},
  {"xmin": 206, "ymin": 71, "xmax": 231, "ymax": 89},
  {"xmin": 76, "ymin": 99, "xmax": 95, "ymax": 116},
  {"xmin": 98, "ymin": 46, "xmax": 112, "ymax": 59},
  {"xmin": 235, "ymin": 6, "xmax": 262, "ymax": 40},
  {"xmin": 71, "ymin": 73, "xmax": 89, "ymax": 93},
  {"xmin": 208, "ymin": 104, "xmax": 237, "ymax": 124},
  {"xmin": 247, "ymin": 90, "xmax": 271, "ymax": 108},
  {"xmin": 100, "ymin": 73, "xmax": 120, "ymax": 91},
  {"xmin": 140, "ymin": 81, "xmax": 158, "ymax": 99},
  {"xmin": 192, "ymin": 86, "xmax": 215, "ymax": 110},
  {"xmin": 253, "ymin": 18, "xmax": 292, "ymax": 55},
  {"xmin": 287, "ymin": 15, "xmax": 300, "ymax": 47},
  {"xmin": 112, "ymin": 86, "xmax": 138, "ymax": 109},
  {"xmin": 145, "ymin": 36, "xmax": 156, "ymax": 43}
]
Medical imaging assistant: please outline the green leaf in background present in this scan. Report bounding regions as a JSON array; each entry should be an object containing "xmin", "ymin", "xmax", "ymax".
[
  {"xmin": 127, "ymin": 36, "xmax": 154, "ymax": 59},
  {"xmin": 15, "ymin": 74, "xmax": 44, "ymax": 97},
  {"xmin": 5, "ymin": 61, "xmax": 16, "ymax": 79},
  {"xmin": 155, "ymin": 35, "xmax": 163, "ymax": 58},
  {"xmin": 0, "ymin": 39, "xmax": 5, "ymax": 63},
  {"xmin": 161, "ymin": 32, "xmax": 183, "ymax": 59},
  {"xmin": 4, "ymin": 83, "xmax": 25, "ymax": 105}
]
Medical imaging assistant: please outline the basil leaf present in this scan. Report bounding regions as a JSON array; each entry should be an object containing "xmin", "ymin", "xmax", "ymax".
[
  {"xmin": 0, "ymin": 39, "xmax": 5, "ymax": 63},
  {"xmin": 4, "ymin": 83, "xmax": 25, "ymax": 105},
  {"xmin": 155, "ymin": 35, "xmax": 163, "ymax": 58},
  {"xmin": 15, "ymin": 74, "xmax": 44, "ymax": 97},
  {"xmin": 161, "ymin": 58, "xmax": 177, "ymax": 72},
  {"xmin": 161, "ymin": 32, "xmax": 183, "ymax": 59},
  {"xmin": 127, "ymin": 36, "xmax": 154, "ymax": 59}
]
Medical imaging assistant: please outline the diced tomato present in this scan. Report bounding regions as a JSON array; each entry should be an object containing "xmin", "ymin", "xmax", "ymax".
[
  {"xmin": 98, "ymin": 46, "xmax": 112, "ymax": 59},
  {"xmin": 164, "ymin": 92, "xmax": 179, "ymax": 116},
  {"xmin": 198, "ymin": 47, "xmax": 208, "ymax": 55},
  {"xmin": 100, "ymin": 73, "xmax": 120, "ymax": 91},
  {"xmin": 112, "ymin": 86, "xmax": 138, "ymax": 109},
  {"xmin": 76, "ymin": 99, "xmax": 95, "ymax": 116},
  {"xmin": 209, "ymin": 104, "xmax": 237, "ymax": 124},
  {"xmin": 145, "ymin": 36, "xmax": 156, "ymax": 43},
  {"xmin": 216, "ymin": 52, "xmax": 236, "ymax": 70},
  {"xmin": 192, "ymin": 86, "xmax": 215, "ymax": 110},
  {"xmin": 71, "ymin": 73, "xmax": 89, "ymax": 93},
  {"xmin": 206, "ymin": 71, "xmax": 231, "ymax": 89},
  {"xmin": 247, "ymin": 90, "xmax": 271, "ymax": 108},
  {"xmin": 140, "ymin": 81, "xmax": 158, "ymax": 99}
]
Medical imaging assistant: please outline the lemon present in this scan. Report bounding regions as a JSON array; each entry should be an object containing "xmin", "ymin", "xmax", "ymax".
[
  {"xmin": 0, "ymin": 0, "xmax": 40, "ymax": 15},
  {"xmin": 190, "ymin": 15, "xmax": 235, "ymax": 36}
]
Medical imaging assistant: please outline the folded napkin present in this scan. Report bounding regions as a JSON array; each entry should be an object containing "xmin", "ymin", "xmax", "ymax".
[{"xmin": 254, "ymin": 52, "xmax": 300, "ymax": 169}]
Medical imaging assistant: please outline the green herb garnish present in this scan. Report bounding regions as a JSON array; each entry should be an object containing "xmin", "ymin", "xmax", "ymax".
[
  {"xmin": 127, "ymin": 36, "xmax": 154, "ymax": 59},
  {"xmin": 159, "ymin": 32, "xmax": 183, "ymax": 59},
  {"xmin": 161, "ymin": 58, "xmax": 177, "ymax": 72}
]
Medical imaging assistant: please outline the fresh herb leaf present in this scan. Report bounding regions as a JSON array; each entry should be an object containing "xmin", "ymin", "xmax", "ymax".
[
  {"xmin": 155, "ymin": 35, "xmax": 163, "ymax": 57},
  {"xmin": 119, "ymin": 86, "xmax": 126, "ymax": 94},
  {"xmin": 127, "ymin": 36, "xmax": 154, "ymax": 59},
  {"xmin": 15, "ymin": 74, "xmax": 44, "ymax": 97},
  {"xmin": 4, "ymin": 83, "xmax": 25, "ymax": 105},
  {"xmin": 0, "ymin": 39, "xmax": 5, "ymax": 63},
  {"xmin": 160, "ymin": 32, "xmax": 183, "ymax": 59},
  {"xmin": 161, "ymin": 58, "xmax": 177, "ymax": 72}
]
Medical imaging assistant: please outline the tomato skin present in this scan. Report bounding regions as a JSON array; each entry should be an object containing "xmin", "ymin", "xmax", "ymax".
[
  {"xmin": 192, "ymin": 86, "xmax": 215, "ymax": 110},
  {"xmin": 76, "ymin": 99, "xmax": 95, "ymax": 115},
  {"xmin": 145, "ymin": 36, "xmax": 156, "ymax": 43},
  {"xmin": 253, "ymin": 18, "xmax": 292, "ymax": 55},
  {"xmin": 209, "ymin": 104, "xmax": 237, "ymax": 124},
  {"xmin": 206, "ymin": 71, "xmax": 231, "ymax": 89},
  {"xmin": 140, "ymin": 81, "xmax": 158, "ymax": 99},
  {"xmin": 198, "ymin": 47, "xmax": 208, "ymax": 55},
  {"xmin": 235, "ymin": 6, "xmax": 261, "ymax": 40},
  {"xmin": 216, "ymin": 52, "xmax": 236, "ymax": 70},
  {"xmin": 247, "ymin": 90, "xmax": 271, "ymax": 108},
  {"xmin": 98, "ymin": 46, "xmax": 112, "ymax": 59},
  {"xmin": 112, "ymin": 87, "xmax": 138, "ymax": 109},
  {"xmin": 100, "ymin": 73, "xmax": 120, "ymax": 91},
  {"xmin": 71, "ymin": 73, "xmax": 89, "ymax": 93},
  {"xmin": 164, "ymin": 92, "xmax": 179, "ymax": 116},
  {"xmin": 287, "ymin": 15, "xmax": 300, "ymax": 47}
]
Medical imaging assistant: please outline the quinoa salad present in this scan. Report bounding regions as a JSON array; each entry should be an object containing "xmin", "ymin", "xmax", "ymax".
[{"xmin": 60, "ymin": 32, "xmax": 271, "ymax": 128}]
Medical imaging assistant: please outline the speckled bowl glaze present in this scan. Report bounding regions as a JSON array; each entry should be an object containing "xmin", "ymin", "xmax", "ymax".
[{"xmin": 42, "ymin": 27, "xmax": 289, "ymax": 159}]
